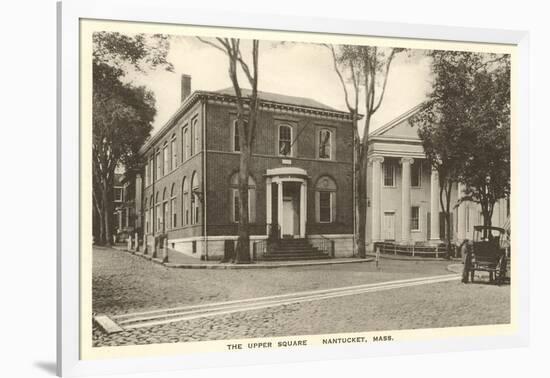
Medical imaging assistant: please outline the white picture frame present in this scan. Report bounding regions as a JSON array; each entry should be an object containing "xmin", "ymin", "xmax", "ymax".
[{"xmin": 57, "ymin": 1, "xmax": 529, "ymax": 376}]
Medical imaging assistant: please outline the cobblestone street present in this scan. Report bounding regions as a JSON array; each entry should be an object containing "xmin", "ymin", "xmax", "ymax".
[{"xmin": 92, "ymin": 247, "xmax": 510, "ymax": 347}]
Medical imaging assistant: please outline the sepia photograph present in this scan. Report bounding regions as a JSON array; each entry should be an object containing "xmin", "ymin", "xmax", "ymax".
[{"xmin": 87, "ymin": 19, "xmax": 513, "ymax": 352}]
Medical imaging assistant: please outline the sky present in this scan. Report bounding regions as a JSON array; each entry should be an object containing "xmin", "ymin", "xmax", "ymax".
[{"xmin": 126, "ymin": 36, "xmax": 434, "ymax": 135}]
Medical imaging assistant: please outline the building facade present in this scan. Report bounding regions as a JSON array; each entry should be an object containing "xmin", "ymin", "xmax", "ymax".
[
  {"xmin": 134, "ymin": 77, "xmax": 509, "ymax": 259},
  {"xmin": 136, "ymin": 76, "xmax": 355, "ymax": 260},
  {"xmin": 366, "ymin": 105, "xmax": 509, "ymax": 249}
]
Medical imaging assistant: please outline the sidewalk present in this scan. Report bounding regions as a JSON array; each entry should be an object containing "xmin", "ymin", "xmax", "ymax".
[{"xmin": 113, "ymin": 246, "xmax": 373, "ymax": 269}]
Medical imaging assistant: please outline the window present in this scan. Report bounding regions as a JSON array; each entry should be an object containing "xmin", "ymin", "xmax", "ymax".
[
  {"xmin": 170, "ymin": 184, "xmax": 177, "ymax": 228},
  {"xmin": 411, "ymin": 206, "xmax": 420, "ymax": 231},
  {"xmin": 144, "ymin": 162, "xmax": 149, "ymax": 186},
  {"xmin": 182, "ymin": 126, "xmax": 190, "ymax": 161},
  {"xmin": 162, "ymin": 188, "xmax": 169, "ymax": 233},
  {"xmin": 144, "ymin": 198, "xmax": 149, "ymax": 233},
  {"xmin": 411, "ymin": 160, "xmax": 422, "ymax": 187},
  {"xmin": 149, "ymin": 195, "xmax": 154, "ymax": 234},
  {"xmin": 315, "ymin": 176, "xmax": 337, "ymax": 223},
  {"xmin": 150, "ymin": 157, "xmax": 154, "ymax": 183},
  {"xmin": 383, "ymin": 162, "xmax": 395, "ymax": 187},
  {"xmin": 163, "ymin": 144, "xmax": 169, "ymax": 176},
  {"xmin": 193, "ymin": 118, "xmax": 200, "ymax": 155},
  {"xmin": 155, "ymin": 192, "xmax": 161, "ymax": 232},
  {"xmin": 279, "ymin": 125, "xmax": 292, "ymax": 156},
  {"xmin": 182, "ymin": 177, "xmax": 189, "ymax": 225},
  {"xmin": 229, "ymin": 173, "xmax": 256, "ymax": 223},
  {"xmin": 144, "ymin": 209, "xmax": 149, "ymax": 233},
  {"xmin": 318, "ymin": 129, "xmax": 332, "ymax": 160},
  {"xmin": 191, "ymin": 172, "xmax": 200, "ymax": 224},
  {"xmin": 114, "ymin": 187, "xmax": 123, "ymax": 202},
  {"xmin": 233, "ymin": 190, "xmax": 241, "ymax": 223},
  {"xmin": 156, "ymin": 151, "xmax": 161, "ymax": 180},
  {"xmin": 319, "ymin": 192, "xmax": 332, "ymax": 223},
  {"xmin": 233, "ymin": 120, "xmax": 240, "ymax": 152},
  {"xmin": 171, "ymin": 136, "xmax": 177, "ymax": 171}
]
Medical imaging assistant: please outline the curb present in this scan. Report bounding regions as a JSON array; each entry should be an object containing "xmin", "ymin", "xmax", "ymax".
[
  {"xmin": 367, "ymin": 253, "xmax": 460, "ymax": 262},
  {"xmin": 164, "ymin": 258, "xmax": 374, "ymax": 269},
  {"xmin": 111, "ymin": 247, "xmax": 374, "ymax": 269}
]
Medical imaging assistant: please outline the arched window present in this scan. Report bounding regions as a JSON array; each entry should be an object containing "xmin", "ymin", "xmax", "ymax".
[
  {"xmin": 229, "ymin": 173, "xmax": 256, "ymax": 223},
  {"xmin": 278, "ymin": 124, "xmax": 292, "ymax": 157},
  {"xmin": 149, "ymin": 195, "xmax": 154, "ymax": 234},
  {"xmin": 318, "ymin": 128, "xmax": 333, "ymax": 160},
  {"xmin": 315, "ymin": 176, "xmax": 337, "ymax": 223},
  {"xmin": 155, "ymin": 192, "xmax": 161, "ymax": 232},
  {"xmin": 191, "ymin": 172, "xmax": 200, "ymax": 224},
  {"xmin": 182, "ymin": 177, "xmax": 189, "ymax": 225},
  {"xmin": 170, "ymin": 183, "xmax": 177, "ymax": 229},
  {"xmin": 162, "ymin": 188, "xmax": 168, "ymax": 233},
  {"xmin": 144, "ymin": 198, "xmax": 149, "ymax": 234}
]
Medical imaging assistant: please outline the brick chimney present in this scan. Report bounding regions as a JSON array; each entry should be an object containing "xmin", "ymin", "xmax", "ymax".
[{"xmin": 181, "ymin": 74, "xmax": 191, "ymax": 103}]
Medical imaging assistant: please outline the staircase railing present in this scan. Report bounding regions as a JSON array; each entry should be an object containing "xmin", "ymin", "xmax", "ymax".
[
  {"xmin": 309, "ymin": 235, "xmax": 335, "ymax": 258},
  {"xmin": 252, "ymin": 224, "xmax": 280, "ymax": 261}
]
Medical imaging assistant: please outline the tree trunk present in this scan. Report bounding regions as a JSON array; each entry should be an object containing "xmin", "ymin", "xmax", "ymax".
[
  {"xmin": 102, "ymin": 180, "xmax": 113, "ymax": 246},
  {"xmin": 234, "ymin": 134, "xmax": 251, "ymax": 263},
  {"xmin": 356, "ymin": 148, "xmax": 368, "ymax": 258},
  {"xmin": 439, "ymin": 180, "xmax": 453, "ymax": 257}
]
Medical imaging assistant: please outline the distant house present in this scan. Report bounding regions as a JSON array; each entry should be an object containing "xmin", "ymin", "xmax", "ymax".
[
  {"xmin": 114, "ymin": 172, "xmax": 139, "ymax": 243},
  {"xmin": 135, "ymin": 75, "xmax": 355, "ymax": 260},
  {"xmin": 366, "ymin": 105, "xmax": 509, "ymax": 246}
]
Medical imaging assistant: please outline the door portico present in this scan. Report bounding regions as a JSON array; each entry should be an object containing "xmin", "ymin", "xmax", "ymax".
[{"xmin": 265, "ymin": 167, "xmax": 308, "ymax": 238}]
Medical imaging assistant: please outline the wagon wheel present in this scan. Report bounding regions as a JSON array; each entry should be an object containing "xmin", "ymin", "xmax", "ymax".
[
  {"xmin": 497, "ymin": 255, "xmax": 507, "ymax": 285},
  {"xmin": 462, "ymin": 252, "xmax": 471, "ymax": 283}
]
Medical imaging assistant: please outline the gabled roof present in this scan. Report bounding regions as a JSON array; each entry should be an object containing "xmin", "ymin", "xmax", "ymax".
[
  {"xmin": 216, "ymin": 87, "xmax": 337, "ymax": 112},
  {"xmin": 369, "ymin": 103, "xmax": 425, "ymax": 139}
]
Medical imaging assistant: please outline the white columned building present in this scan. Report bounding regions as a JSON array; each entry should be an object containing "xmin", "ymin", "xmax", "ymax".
[{"xmin": 364, "ymin": 104, "xmax": 509, "ymax": 251}]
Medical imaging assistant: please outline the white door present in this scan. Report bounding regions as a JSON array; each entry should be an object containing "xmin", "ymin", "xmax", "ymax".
[
  {"xmin": 383, "ymin": 212, "xmax": 395, "ymax": 241},
  {"xmin": 282, "ymin": 198, "xmax": 294, "ymax": 236}
]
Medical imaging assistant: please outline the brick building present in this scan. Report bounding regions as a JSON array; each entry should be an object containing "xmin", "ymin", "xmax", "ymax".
[{"xmin": 136, "ymin": 76, "xmax": 355, "ymax": 260}]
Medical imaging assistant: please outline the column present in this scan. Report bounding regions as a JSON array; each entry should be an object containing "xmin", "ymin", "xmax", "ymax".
[
  {"xmin": 277, "ymin": 181, "xmax": 283, "ymax": 235},
  {"xmin": 266, "ymin": 178, "xmax": 272, "ymax": 235},
  {"xmin": 457, "ymin": 182, "xmax": 467, "ymax": 241},
  {"xmin": 401, "ymin": 158, "xmax": 414, "ymax": 243},
  {"xmin": 371, "ymin": 157, "xmax": 384, "ymax": 242},
  {"xmin": 300, "ymin": 181, "xmax": 306, "ymax": 238},
  {"xmin": 430, "ymin": 168, "xmax": 440, "ymax": 242}
]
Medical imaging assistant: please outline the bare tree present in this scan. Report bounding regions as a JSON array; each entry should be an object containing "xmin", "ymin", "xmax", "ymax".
[
  {"xmin": 197, "ymin": 37, "xmax": 259, "ymax": 263},
  {"xmin": 328, "ymin": 45, "xmax": 403, "ymax": 257}
]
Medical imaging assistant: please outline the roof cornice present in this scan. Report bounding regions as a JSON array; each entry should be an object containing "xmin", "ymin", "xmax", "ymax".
[{"xmin": 139, "ymin": 91, "xmax": 356, "ymax": 156}]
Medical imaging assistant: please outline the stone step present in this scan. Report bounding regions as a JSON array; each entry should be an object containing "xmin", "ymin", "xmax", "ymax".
[
  {"xmin": 268, "ymin": 249, "xmax": 322, "ymax": 255},
  {"xmin": 261, "ymin": 255, "xmax": 331, "ymax": 261},
  {"xmin": 269, "ymin": 246, "xmax": 320, "ymax": 252}
]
